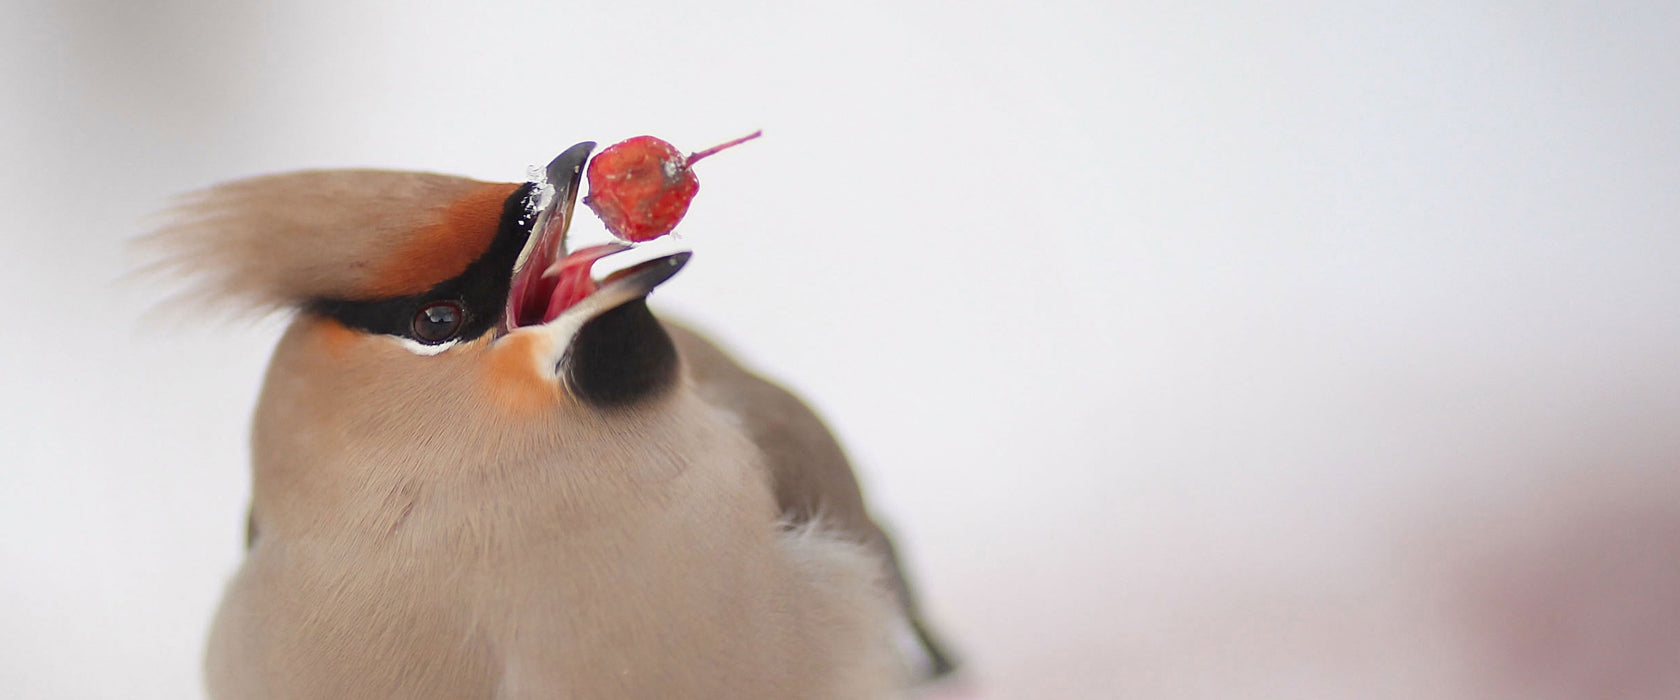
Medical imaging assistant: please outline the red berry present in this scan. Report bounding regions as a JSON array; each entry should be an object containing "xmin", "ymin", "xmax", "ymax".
[{"xmin": 584, "ymin": 131, "xmax": 762, "ymax": 243}]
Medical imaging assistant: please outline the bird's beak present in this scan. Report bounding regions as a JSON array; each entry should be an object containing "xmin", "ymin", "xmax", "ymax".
[
  {"xmin": 504, "ymin": 142, "xmax": 690, "ymax": 334},
  {"xmin": 506, "ymin": 142, "xmax": 594, "ymax": 332}
]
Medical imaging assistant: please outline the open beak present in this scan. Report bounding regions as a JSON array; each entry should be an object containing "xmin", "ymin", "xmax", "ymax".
[
  {"xmin": 505, "ymin": 142, "xmax": 689, "ymax": 333},
  {"xmin": 506, "ymin": 142, "xmax": 593, "ymax": 331}
]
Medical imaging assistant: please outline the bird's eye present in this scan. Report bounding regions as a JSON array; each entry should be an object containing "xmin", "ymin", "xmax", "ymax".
[{"xmin": 412, "ymin": 301, "xmax": 464, "ymax": 343}]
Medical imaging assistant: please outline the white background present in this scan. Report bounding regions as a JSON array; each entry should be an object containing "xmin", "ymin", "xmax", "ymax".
[{"xmin": 4, "ymin": 2, "xmax": 1680, "ymax": 698}]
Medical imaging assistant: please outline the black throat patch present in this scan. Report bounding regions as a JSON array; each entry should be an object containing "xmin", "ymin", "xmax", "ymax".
[{"xmin": 564, "ymin": 299, "xmax": 679, "ymax": 408}]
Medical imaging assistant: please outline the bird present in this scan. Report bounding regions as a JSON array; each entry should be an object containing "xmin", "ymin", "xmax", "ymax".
[{"xmin": 149, "ymin": 142, "xmax": 958, "ymax": 699}]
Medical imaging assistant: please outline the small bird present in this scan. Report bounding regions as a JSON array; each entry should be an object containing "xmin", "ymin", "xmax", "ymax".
[{"xmin": 151, "ymin": 143, "xmax": 957, "ymax": 699}]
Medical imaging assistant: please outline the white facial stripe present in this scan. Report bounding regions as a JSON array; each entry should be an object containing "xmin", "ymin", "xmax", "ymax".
[{"xmin": 393, "ymin": 336, "xmax": 460, "ymax": 356}]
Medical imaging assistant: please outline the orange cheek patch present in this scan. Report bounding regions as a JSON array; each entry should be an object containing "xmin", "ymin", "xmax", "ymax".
[
  {"xmin": 480, "ymin": 332, "xmax": 562, "ymax": 415},
  {"xmin": 362, "ymin": 181, "xmax": 522, "ymax": 297},
  {"xmin": 309, "ymin": 317, "xmax": 367, "ymax": 360}
]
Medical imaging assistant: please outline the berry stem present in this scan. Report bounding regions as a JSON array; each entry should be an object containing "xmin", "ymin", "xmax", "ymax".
[{"xmin": 686, "ymin": 130, "xmax": 763, "ymax": 165}]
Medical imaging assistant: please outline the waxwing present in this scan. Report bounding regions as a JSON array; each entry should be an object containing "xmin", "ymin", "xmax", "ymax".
[{"xmin": 150, "ymin": 143, "xmax": 958, "ymax": 699}]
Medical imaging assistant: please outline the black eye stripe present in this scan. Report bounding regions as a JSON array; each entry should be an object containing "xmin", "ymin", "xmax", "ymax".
[{"xmin": 310, "ymin": 182, "xmax": 538, "ymax": 344}]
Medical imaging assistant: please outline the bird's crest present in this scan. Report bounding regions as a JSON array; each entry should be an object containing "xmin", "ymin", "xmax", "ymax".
[{"xmin": 139, "ymin": 169, "xmax": 518, "ymax": 317}]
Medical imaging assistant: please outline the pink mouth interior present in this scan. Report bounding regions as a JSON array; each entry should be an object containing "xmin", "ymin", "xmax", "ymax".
[
  {"xmin": 508, "ymin": 239, "xmax": 631, "ymax": 329},
  {"xmin": 540, "ymin": 243, "xmax": 631, "ymax": 322}
]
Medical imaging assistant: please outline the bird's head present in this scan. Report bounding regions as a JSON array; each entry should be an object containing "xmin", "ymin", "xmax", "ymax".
[{"xmin": 151, "ymin": 143, "xmax": 694, "ymax": 488}]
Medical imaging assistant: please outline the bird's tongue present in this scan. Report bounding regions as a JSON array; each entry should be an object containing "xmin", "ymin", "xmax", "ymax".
[
  {"xmin": 509, "ymin": 239, "xmax": 632, "ymax": 329},
  {"xmin": 539, "ymin": 243, "xmax": 630, "ymax": 323}
]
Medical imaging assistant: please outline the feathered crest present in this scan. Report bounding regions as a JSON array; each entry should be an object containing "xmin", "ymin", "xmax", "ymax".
[{"xmin": 137, "ymin": 169, "xmax": 506, "ymax": 318}]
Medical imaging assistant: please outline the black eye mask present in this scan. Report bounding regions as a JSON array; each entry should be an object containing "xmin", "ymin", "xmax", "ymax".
[{"xmin": 309, "ymin": 183, "xmax": 538, "ymax": 345}]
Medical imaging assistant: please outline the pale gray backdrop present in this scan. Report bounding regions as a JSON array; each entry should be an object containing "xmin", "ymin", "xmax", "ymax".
[{"xmin": 4, "ymin": 2, "xmax": 1679, "ymax": 698}]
